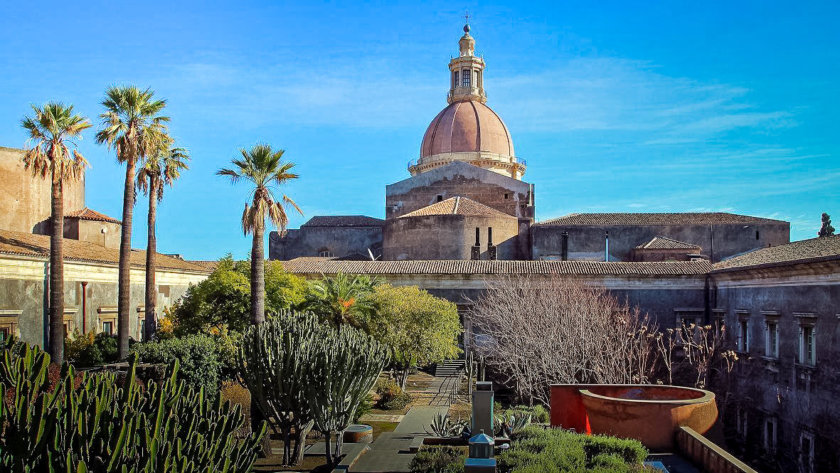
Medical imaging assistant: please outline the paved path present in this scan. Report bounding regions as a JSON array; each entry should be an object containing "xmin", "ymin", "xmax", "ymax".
[{"xmin": 350, "ymin": 374, "xmax": 460, "ymax": 473}]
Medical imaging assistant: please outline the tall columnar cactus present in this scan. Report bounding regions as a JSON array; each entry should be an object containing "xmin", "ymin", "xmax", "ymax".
[
  {"xmin": 0, "ymin": 343, "xmax": 264, "ymax": 473},
  {"xmin": 306, "ymin": 324, "xmax": 389, "ymax": 466},
  {"xmin": 238, "ymin": 310, "xmax": 319, "ymax": 465},
  {"xmin": 238, "ymin": 310, "xmax": 389, "ymax": 467}
]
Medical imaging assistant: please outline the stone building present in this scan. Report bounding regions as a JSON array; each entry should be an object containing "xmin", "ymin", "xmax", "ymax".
[
  {"xmin": 269, "ymin": 23, "xmax": 838, "ymax": 472},
  {"xmin": 709, "ymin": 236, "xmax": 840, "ymax": 473},
  {"xmin": 0, "ymin": 147, "xmax": 210, "ymax": 347}
]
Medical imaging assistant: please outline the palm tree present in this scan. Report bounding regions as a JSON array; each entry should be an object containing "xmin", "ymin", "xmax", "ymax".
[
  {"xmin": 21, "ymin": 103, "xmax": 91, "ymax": 364},
  {"xmin": 217, "ymin": 144, "xmax": 302, "ymax": 325},
  {"xmin": 302, "ymin": 273, "xmax": 379, "ymax": 328},
  {"xmin": 138, "ymin": 140, "xmax": 189, "ymax": 341},
  {"xmin": 96, "ymin": 86, "xmax": 169, "ymax": 358}
]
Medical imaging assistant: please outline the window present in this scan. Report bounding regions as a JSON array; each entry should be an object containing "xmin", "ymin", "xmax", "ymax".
[
  {"xmin": 737, "ymin": 316, "xmax": 750, "ymax": 352},
  {"xmin": 475, "ymin": 227, "xmax": 480, "ymax": 247},
  {"xmin": 503, "ymin": 193, "xmax": 509, "ymax": 200},
  {"xmin": 800, "ymin": 431, "xmax": 815, "ymax": 473},
  {"xmin": 756, "ymin": 230, "xmax": 760, "ymax": 240},
  {"xmin": 462, "ymin": 69, "xmax": 471, "ymax": 87},
  {"xmin": 318, "ymin": 248, "xmax": 334, "ymax": 258},
  {"xmin": 0, "ymin": 310, "xmax": 21, "ymax": 340},
  {"xmin": 799, "ymin": 322, "xmax": 816, "ymax": 366},
  {"xmin": 453, "ymin": 71, "xmax": 459, "ymax": 88},
  {"xmin": 764, "ymin": 417, "xmax": 777, "ymax": 452},
  {"xmin": 437, "ymin": 194, "xmax": 443, "ymax": 202},
  {"xmin": 736, "ymin": 408, "xmax": 748, "ymax": 439},
  {"xmin": 102, "ymin": 321, "xmax": 114, "ymax": 335},
  {"xmin": 487, "ymin": 227, "xmax": 493, "ymax": 247},
  {"xmin": 561, "ymin": 232, "xmax": 569, "ymax": 261},
  {"xmin": 675, "ymin": 309, "xmax": 703, "ymax": 329},
  {"xmin": 0, "ymin": 327, "xmax": 9, "ymax": 343},
  {"xmin": 765, "ymin": 318, "xmax": 779, "ymax": 358}
]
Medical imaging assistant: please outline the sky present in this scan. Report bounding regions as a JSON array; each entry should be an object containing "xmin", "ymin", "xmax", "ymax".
[{"xmin": 1, "ymin": 0, "xmax": 838, "ymax": 260}]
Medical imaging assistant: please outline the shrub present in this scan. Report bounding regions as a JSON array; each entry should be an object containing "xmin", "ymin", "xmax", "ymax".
[
  {"xmin": 375, "ymin": 378, "xmax": 412, "ymax": 410},
  {"xmin": 65, "ymin": 332, "xmax": 119, "ymax": 367},
  {"xmin": 131, "ymin": 334, "xmax": 223, "ymax": 397},
  {"xmin": 0, "ymin": 343, "xmax": 263, "ymax": 472},
  {"xmin": 410, "ymin": 446, "xmax": 466, "ymax": 473},
  {"xmin": 497, "ymin": 425, "xmax": 649, "ymax": 473}
]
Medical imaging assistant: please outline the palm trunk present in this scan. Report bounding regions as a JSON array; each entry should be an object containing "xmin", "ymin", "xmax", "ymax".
[
  {"xmin": 144, "ymin": 177, "xmax": 158, "ymax": 342},
  {"xmin": 118, "ymin": 158, "xmax": 136, "ymax": 358},
  {"xmin": 48, "ymin": 177, "xmax": 65, "ymax": 365},
  {"xmin": 251, "ymin": 224, "xmax": 265, "ymax": 324},
  {"xmin": 249, "ymin": 223, "xmax": 266, "ymax": 439}
]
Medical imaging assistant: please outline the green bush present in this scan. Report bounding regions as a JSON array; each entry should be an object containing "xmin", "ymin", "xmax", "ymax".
[
  {"xmin": 375, "ymin": 378, "xmax": 412, "ymax": 410},
  {"xmin": 498, "ymin": 425, "xmax": 649, "ymax": 473},
  {"xmin": 0, "ymin": 343, "xmax": 263, "ymax": 472},
  {"xmin": 65, "ymin": 332, "xmax": 119, "ymax": 367},
  {"xmin": 131, "ymin": 334, "xmax": 223, "ymax": 397},
  {"xmin": 410, "ymin": 446, "xmax": 466, "ymax": 473}
]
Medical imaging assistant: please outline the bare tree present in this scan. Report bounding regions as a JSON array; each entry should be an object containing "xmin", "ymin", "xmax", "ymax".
[{"xmin": 467, "ymin": 276, "xmax": 657, "ymax": 405}]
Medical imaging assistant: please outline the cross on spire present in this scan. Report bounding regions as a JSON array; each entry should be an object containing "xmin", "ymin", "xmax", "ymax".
[{"xmin": 465, "ymin": 10, "xmax": 470, "ymax": 25}]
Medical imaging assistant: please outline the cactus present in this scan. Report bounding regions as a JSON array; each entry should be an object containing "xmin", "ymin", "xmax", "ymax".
[
  {"xmin": 0, "ymin": 343, "xmax": 263, "ymax": 473},
  {"xmin": 238, "ymin": 310, "xmax": 388, "ymax": 467},
  {"xmin": 426, "ymin": 412, "xmax": 467, "ymax": 438}
]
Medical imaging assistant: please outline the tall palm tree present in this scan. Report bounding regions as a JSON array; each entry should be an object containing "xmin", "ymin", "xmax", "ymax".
[
  {"xmin": 96, "ymin": 86, "xmax": 168, "ymax": 358},
  {"xmin": 217, "ymin": 144, "xmax": 302, "ymax": 325},
  {"xmin": 138, "ymin": 140, "xmax": 189, "ymax": 341},
  {"xmin": 21, "ymin": 103, "xmax": 91, "ymax": 364}
]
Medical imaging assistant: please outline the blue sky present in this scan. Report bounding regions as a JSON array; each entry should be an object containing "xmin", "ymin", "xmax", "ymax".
[{"xmin": 1, "ymin": 1, "xmax": 837, "ymax": 260}]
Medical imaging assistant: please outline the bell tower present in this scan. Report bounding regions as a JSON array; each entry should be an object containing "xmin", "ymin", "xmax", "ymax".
[{"xmin": 447, "ymin": 21, "xmax": 487, "ymax": 104}]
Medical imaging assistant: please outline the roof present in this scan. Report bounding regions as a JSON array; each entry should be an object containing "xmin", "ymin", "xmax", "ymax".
[
  {"xmin": 66, "ymin": 207, "xmax": 121, "ymax": 224},
  {"xmin": 636, "ymin": 236, "xmax": 701, "ymax": 251},
  {"xmin": 714, "ymin": 236, "xmax": 840, "ymax": 272},
  {"xmin": 399, "ymin": 196, "xmax": 513, "ymax": 219},
  {"xmin": 537, "ymin": 212, "xmax": 788, "ymax": 226},
  {"xmin": 301, "ymin": 216, "xmax": 384, "ymax": 227},
  {"xmin": 420, "ymin": 100, "xmax": 514, "ymax": 159},
  {"xmin": 0, "ymin": 229, "xmax": 210, "ymax": 273},
  {"xmin": 281, "ymin": 258, "xmax": 712, "ymax": 277}
]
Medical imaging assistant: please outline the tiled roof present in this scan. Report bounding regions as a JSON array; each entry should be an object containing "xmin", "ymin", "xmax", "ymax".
[
  {"xmin": 714, "ymin": 236, "xmax": 840, "ymax": 272},
  {"xmin": 0, "ymin": 229, "xmax": 210, "ymax": 273},
  {"xmin": 399, "ymin": 196, "xmax": 512, "ymax": 219},
  {"xmin": 66, "ymin": 207, "xmax": 121, "ymax": 224},
  {"xmin": 537, "ymin": 212, "xmax": 788, "ymax": 226},
  {"xmin": 636, "ymin": 236, "xmax": 701, "ymax": 250},
  {"xmin": 301, "ymin": 216, "xmax": 384, "ymax": 227},
  {"xmin": 188, "ymin": 260, "xmax": 220, "ymax": 271},
  {"xmin": 281, "ymin": 258, "xmax": 712, "ymax": 276}
]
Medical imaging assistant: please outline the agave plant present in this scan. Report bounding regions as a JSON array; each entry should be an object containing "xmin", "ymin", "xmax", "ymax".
[
  {"xmin": 494, "ymin": 410, "xmax": 532, "ymax": 438},
  {"xmin": 426, "ymin": 412, "xmax": 467, "ymax": 438}
]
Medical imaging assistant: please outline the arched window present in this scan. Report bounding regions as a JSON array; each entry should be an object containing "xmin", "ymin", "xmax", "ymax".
[{"xmin": 317, "ymin": 247, "xmax": 334, "ymax": 258}]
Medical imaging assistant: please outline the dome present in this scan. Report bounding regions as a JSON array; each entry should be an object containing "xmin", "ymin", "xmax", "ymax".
[{"xmin": 420, "ymin": 100, "xmax": 514, "ymax": 159}]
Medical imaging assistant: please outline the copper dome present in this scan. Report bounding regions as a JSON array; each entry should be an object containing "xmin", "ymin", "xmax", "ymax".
[{"xmin": 420, "ymin": 100, "xmax": 514, "ymax": 159}]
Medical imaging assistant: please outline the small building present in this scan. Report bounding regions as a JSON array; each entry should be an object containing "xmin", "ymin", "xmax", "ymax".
[{"xmin": 631, "ymin": 236, "xmax": 703, "ymax": 262}]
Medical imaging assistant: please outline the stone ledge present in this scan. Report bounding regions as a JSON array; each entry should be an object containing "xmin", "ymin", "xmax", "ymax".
[{"xmin": 676, "ymin": 426, "xmax": 756, "ymax": 473}]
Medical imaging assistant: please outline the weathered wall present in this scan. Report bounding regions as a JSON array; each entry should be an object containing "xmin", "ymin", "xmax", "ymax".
[
  {"xmin": 269, "ymin": 226, "xmax": 383, "ymax": 260},
  {"xmin": 0, "ymin": 147, "xmax": 85, "ymax": 234},
  {"xmin": 532, "ymin": 223, "xmax": 790, "ymax": 263},
  {"xmin": 382, "ymin": 214, "xmax": 521, "ymax": 261},
  {"xmin": 64, "ymin": 219, "xmax": 122, "ymax": 249},
  {"xmin": 386, "ymin": 161, "xmax": 534, "ymax": 219},
  {"xmin": 0, "ymin": 254, "xmax": 205, "ymax": 346},
  {"xmin": 711, "ymin": 263, "xmax": 840, "ymax": 473}
]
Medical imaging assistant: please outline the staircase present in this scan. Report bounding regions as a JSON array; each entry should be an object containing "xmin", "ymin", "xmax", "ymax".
[{"xmin": 434, "ymin": 359, "xmax": 465, "ymax": 377}]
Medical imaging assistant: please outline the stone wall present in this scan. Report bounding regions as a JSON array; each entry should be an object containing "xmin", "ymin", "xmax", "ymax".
[
  {"xmin": 64, "ymin": 218, "xmax": 122, "ymax": 249},
  {"xmin": 0, "ymin": 147, "xmax": 85, "ymax": 234},
  {"xmin": 532, "ymin": 222, "xmax": 790, "ymax": 263},
  {"xmin": 386, "ymin": 161, "xmax": 534, "ymax": 219},
  {"xmin": 382, "ymin": 214, "xmax": 521, "ymax": 261},
  {"xmin": 676, "ymin": 426, "xmax": 757, "ymax": 473},
  {"xmin": 711, "ymin": 262, "xmax": 840, "ymax": 473},
  {"xmin": 0, "ymin": 254, "xmax": 206, "ymax": 346},
  {"xmin": 269, "ymin": 226, "xmax": 383, "ymax": 260}
]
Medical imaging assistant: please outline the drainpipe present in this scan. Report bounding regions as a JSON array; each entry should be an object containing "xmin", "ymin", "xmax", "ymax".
[
  {"xmin": 81, "ymin": 281, "xmax": 88, "ymax": 333},
  {"xmin": 605, "ymin": 231, "xmax": 610, "ymax": 262}
]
